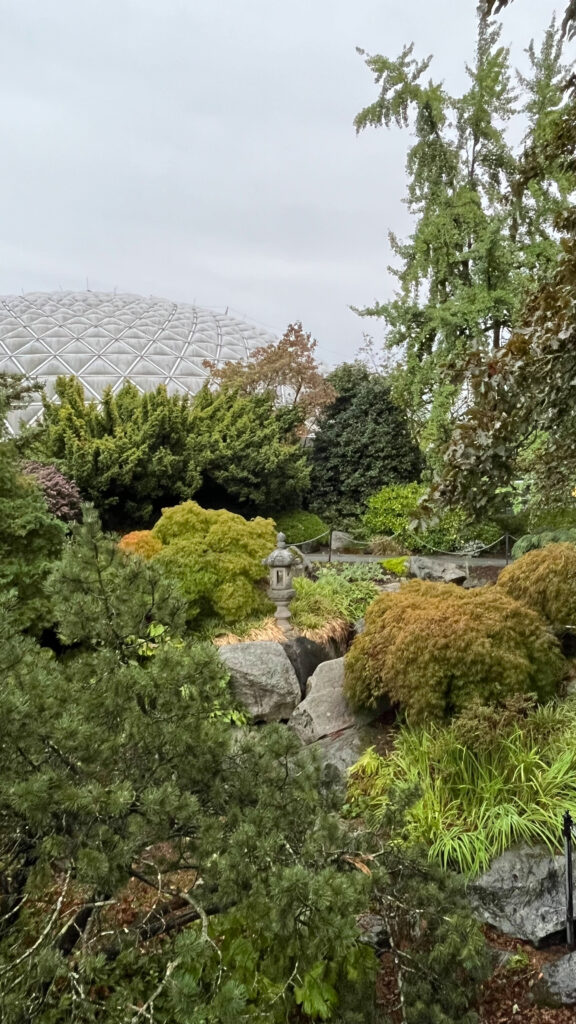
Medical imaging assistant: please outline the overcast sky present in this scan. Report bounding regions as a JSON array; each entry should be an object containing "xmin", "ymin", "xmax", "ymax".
[{"xmin": 0, "ymin": 0, "xmax": 571, "ymax": 365}]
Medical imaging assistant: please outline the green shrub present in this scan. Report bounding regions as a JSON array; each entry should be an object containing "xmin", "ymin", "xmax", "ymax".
[
  {"xmin": 120, "ymin": 501, "xmax": 277, "ymax": 626},
  {"xmin": 363, "ymin": 483, "xmax": 501, "ymax": 553},
  {"xmin": 528, "ymin": 503, "xmax": 576, "ymax": 532},
  {"xmin": 498, "ymin": 542, "xmax": 576, "ymax": 634},
  {"xmin": 511, "ymin": 528, "xmax": 576, "ymax": 559},
  {"xmin": 274, "ymin": 510, "xmax": 329, "ymax": 546},
  {"xmin": 291, "ymin": 571, "xmax": 378, "ymax": 630},
  {"xmin": 344, "ymin": 581, "xmax": 563, "ymax": 722},
  {"xmin": 363, "ymin": 482, "xmax": 424, "ymax": 545},
  {"xmin": 312, "ymin": 561, "xmax": 390, "ymax": 584},
  {"xmin": 381, "ymin": 556, "xmax": 409, "ymax": 576},
  {"xmin": 348, "ymin": 696, "xmax": 576, "ymax": 875}
]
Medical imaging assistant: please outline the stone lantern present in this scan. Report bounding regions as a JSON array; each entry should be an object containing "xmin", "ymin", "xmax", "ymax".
[{"xmin": 263, "ymin": 532, "xmax": 296, "ymax": 635}]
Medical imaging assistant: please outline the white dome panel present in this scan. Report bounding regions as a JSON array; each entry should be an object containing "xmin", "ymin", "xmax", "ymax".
[{"xmin": 0, "ymin": 291, "xmax": 277, "ymax": 433}]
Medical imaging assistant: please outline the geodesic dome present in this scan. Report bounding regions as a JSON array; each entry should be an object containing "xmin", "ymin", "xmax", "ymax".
[{"xmin": 0, "ymin": 290, "xmax": 277, "ymax": 432}]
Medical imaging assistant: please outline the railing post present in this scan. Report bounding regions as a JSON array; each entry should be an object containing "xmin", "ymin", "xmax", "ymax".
[
  {"xmin": 505, "ymin": 533, "xmax": 511, "ymax": 565},
  {"xmin": 564, "ymin": 811, "xmax": 575, "ymax": 947},
  {"xmin": 328, "ymin": 529, "xmax": 333, "ymax": 563}
]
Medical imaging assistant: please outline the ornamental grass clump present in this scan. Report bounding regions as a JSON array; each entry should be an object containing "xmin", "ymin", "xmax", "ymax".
[
  {"xmin": 344, "ymin": 580, "xmax": 563, "ymax": 723},
  {"xmin": 291, "ymin": 571, "xmax": 378, "ymax": 630},
  {"xmin": 348, "ymin": 696, "xmax": 576, "ymax": 875},
  {"xmin": 497, "ymin": 542, "xmax": 576, "ymax": 635}
]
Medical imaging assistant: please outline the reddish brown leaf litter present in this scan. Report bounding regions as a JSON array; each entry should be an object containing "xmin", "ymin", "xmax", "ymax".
[{"xmin": 375, "ymin": 929, "xmax": 576, "ymax": 1024}]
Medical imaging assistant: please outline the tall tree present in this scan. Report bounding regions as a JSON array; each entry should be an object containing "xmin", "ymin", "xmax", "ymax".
[
  {"xmin": 432, "ymin": 30, "xmax": 576, "ymax": 511},
  {"xmin": 204, "ymin": 321, "xmax": 335, "ymax": 431},
  {"xmin": 354, "ymin": 14, "xmax": 570, "ymax": 461},
  {"xmin": 308, "ymin": 363, "xmax": 421, "ymax": 524}
]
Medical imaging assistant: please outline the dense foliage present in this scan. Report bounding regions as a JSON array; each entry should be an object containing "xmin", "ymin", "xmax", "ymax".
[
  {"xmin": 498, "ymin": 542, "xmax": 576, "ymax": 634},
  {"xmin": 291, "ymin": 571, "xmax": 379, "ymax": 631},
  {"xmin": 21, "ymin": 460, "xmax": 82, "ymax": 521},
  {"xmin": 431, "ymin": 55, "xmax": 576, "ymax": 511},
  {"xmin": 365, "ymin": 819, "xmax": 490, "ymax": 1022},
  {"xmin": 29, "ymin": 377, "xmax": 309, "ymax": 527},
  {"xmin": 354, "ymin": 15, "xmax": 571, "ymax": 460},
  {"xmin": 204, "ymin": 321, "xmax": 335, "ymax": 429},
  {"xmin": 349, "ymin": 696, "xmax": 576, "ymax": 875},
  {"xmin": 363, "ymin": 482, "xmax": 501, "ymax": 553},
  {"xmin": 0, "ymin": 512, "xmax": 382, "ymax": 1024},
  {"xmin": 511, "ymin": 527, "xmax": 576, "ymax": 558},
  {"xmin": 308, "ymin": 364, "xmax": 421, "ymax": 525},
  {"xmin": 121, "ymin": 501, "xmax": 277, "ymax": 626},
  {"xmin": 274, "ymin": 510, "xmax": 329, "ymax": 546},
  {"xmin": 344, "ymin": 581, "xmax": 563, "ymax": 722},
  {"xmin": 0, "ymin": 382, "xmax": 65, "ymax": 632}
]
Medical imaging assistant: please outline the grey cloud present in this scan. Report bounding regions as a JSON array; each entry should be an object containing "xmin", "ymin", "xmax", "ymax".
[{"xmin": 0, "ymin": 0, "xmax": 569, "ymax": 363}]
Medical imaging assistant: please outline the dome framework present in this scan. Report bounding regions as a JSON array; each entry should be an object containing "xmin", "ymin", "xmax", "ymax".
[{"xmin": 0, "ymin": 290, "xmax": 276, "ymax": 432}]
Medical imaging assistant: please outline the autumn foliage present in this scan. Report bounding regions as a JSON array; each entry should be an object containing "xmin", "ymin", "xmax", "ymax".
[
  {"xmin": 204, "ymin": 321, "xmax": 335, "ymax": 429},
  {"xmin": 497, "ymin": 542, "xmax": 576, "ymax": 635},
  {"xmin": 344, "ymin": 581, "xmax": 563, "ymax": 722},
  {"xmin": 118, "ymin": 530, "xmax": 164, "ymax": 559}
]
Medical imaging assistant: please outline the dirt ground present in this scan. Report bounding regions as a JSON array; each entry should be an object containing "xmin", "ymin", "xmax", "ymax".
[{"xmin": 375, "ymin": 928, "xmax": 576, "ymax": 1023}]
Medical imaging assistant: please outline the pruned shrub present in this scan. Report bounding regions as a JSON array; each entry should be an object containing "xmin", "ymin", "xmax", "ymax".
[
  {"xmin": 381, "ymin": 556, "xmax": 409, "ymax": 577},
  {"xmin": 118, "ymin": 530, "xmax": 164, "ymax": 560},
  {"xmin": 498, "ymin": 542, "xmax": 576, "ymax": 634},
  {"xmin": 21, "ymin": 461, "xmax": 82, "ymax": 522},
  {"xmin": 149, "ymin": 501, "xmax": 277, "ymax": 625},
  {"xmin": 511, "ymin": 529, "xmax": 576, "ymax": 559},
  {"xmin": 274, "ymin": 510, "xmax": 329, "ymax": 546},
  {"xmin": 344, "ymin": 581, "xmax": 563, "ymax": 722},
  {"xmin": 363, "ymin": 483, "xmax": 501, "ymax": 553}
]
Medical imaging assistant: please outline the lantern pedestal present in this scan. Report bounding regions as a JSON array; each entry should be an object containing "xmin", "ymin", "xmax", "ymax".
[{"xmin": 263, "ymin": 533, "xmax": 297, "ymax": 636}]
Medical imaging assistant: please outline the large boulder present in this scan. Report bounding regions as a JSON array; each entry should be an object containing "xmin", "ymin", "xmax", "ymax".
[
  {"xmin": 218, "ymin": 642, "xmax": 301, "ymax": 723},
  {"xmin": 409, "ymin": 556, "xmax": 467, "ymax": 586},
  {"xmin": 536, "ymin": 952, "xmax": 576, "ymax": 1007},
  {"xmin": 468, "ymin": 845, "xmax": 566, "ymax": 947},
  {"xmin": 310, "ymin": 724, "xmax": 382, "ymax": 786},
  {"xmin": 288, "ymin": 658, "xmax": 384, "ymax": 744},
  {"xmin": 281, "ymin": 636, "xmax": 334, "ymax": 698}
]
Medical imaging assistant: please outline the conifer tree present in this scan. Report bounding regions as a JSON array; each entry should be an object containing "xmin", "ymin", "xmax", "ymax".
[
  {"xmin": 0, "ymin": 374, "xmax": 64, "ymax": 632},
  {"xmin": 308, "ymin": 363, "xmax": 421, "ymax": 525},
  {"xmin": 29, "ymin": 377, "xmax": 309, "ymax": 526},
  {"xmin": 0, "ymin": 511, "xmax": 378, "ymax": 1023},
  {"xmin": 354, "ymin": 14, "xmax": 570, "ymax": 461}
]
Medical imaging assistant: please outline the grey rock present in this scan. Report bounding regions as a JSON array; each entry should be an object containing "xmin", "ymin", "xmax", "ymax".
[
  {"xmin": 330, "ymin": 531, "xmax": 355, "ymax": 553},
  {"xmin": 381, "ymin": 581, "xmax": 402, "ymax": 592},
  {"xmin": 409, "ymin": 556, "xmax": 467, "ymax": 586},
  {"xmin": 536, "ymin": 952, "xmax": 576, "ymax": 1007},
  {"xmin": 356, "ymin": 912, "xmax": 389, "ymax": 952},
  {"xmin": 288, "ymin": 658, "xmax": 382, "ymax": 744},
  {"xmin": 310, "ymin": 724, "xmax": 382, "ymax": 785},
  {"xmin": 218, "ymin": 642, "xmax": 301, "ymax": 723},
  {"xmin": 354, "ymin": 618, "xmax": 365, "ymax": 636},
  {"xmin": 281, "ymin": 636, "xmax": 333, "ymax": 698},
  {"xmin": 468, "ymin": 845, "xmax": 566, "ymax": 947}
]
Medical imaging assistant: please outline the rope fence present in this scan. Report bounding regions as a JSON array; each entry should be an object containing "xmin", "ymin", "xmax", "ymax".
[{"xmin": 288, "ymin": 527, "xmax": 518, "ymax": 562}]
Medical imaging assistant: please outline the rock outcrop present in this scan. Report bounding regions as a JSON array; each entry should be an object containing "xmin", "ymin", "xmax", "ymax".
[
  {"xmin": 468, "ymin": 845, "xmax": 566, "ymax": 947},
  {"xmin": 218, "ymin": 642, "xmax": 301, "ymax": 723}
]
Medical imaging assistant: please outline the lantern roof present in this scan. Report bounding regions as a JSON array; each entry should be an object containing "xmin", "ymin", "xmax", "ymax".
[{"xmin": 264, "ymin": 533, "xmax": 296, "ymax": 568}]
